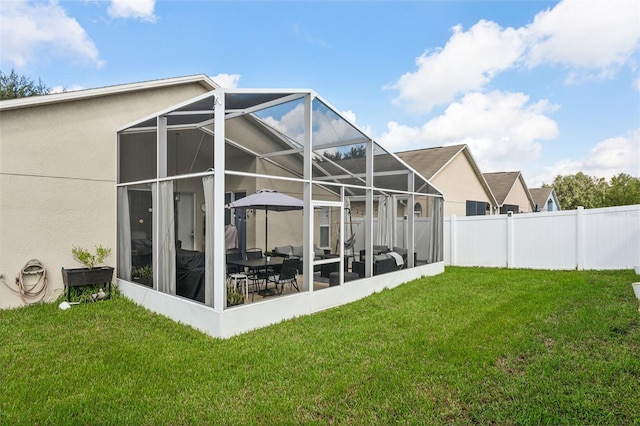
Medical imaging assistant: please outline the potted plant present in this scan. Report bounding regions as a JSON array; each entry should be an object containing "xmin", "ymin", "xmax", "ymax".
[
  {"xmin": 227, "ymin": 286, "xmax": 244, "ymax": 307},
  {"xmin": 61, "ymin": 245, "xmax": 114, "ymax": 301},
  {"xmin": 133, "ymin": 264, "xmax": 153, "ymax": 287}
]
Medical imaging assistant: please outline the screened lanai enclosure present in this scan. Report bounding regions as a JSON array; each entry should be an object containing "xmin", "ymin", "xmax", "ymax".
[{"xmin": 116, "ymin": 88, "xmax": 444, "ymax": 337}]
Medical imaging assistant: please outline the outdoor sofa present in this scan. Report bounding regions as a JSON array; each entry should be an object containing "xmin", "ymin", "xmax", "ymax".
[
  {"xmin": 272, "ymin": 244, "xmax": 329, "ymax": 273},
  {"xmin": 352, "ymin": 246, "xmax": 408, "ymax": 278}
]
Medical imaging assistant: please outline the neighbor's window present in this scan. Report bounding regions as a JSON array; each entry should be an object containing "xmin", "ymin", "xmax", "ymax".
[
  {"xmin": 500, "ymin": 204, "xmax": 519, "ymax": 214},
  {"xmin": 414, "ymin": 202, "xmax": 422, "ymax": 217},
  {"xmin": 466, "ymin": 200, "xmax": 488, "ymax": 216}
]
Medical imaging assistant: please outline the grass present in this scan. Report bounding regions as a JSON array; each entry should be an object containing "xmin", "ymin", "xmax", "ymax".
[{"xmin": 1, "ymin": 267, "xmax": 639, "ymax": 425}]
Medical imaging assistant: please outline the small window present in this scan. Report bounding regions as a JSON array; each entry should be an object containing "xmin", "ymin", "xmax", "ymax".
[
  {"xmin": 500, "ymin": 204, "xmax": 519, "ymax": 214},
  {"xmin": 466, "ymin": 200, "xmax": 487, "ymax": 216},
  {"xmin": 413, "ymin": 202, "xmax": 422, "ymax": 217}
]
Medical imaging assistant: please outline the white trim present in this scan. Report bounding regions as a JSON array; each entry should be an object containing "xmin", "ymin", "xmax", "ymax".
[
  {"xmin": 118, "ymin": 261, "xmax": 444, "ymax": 339},
  {"xmin": 0, "ymin": 74, "xmax": 218, "ymax": 112}
]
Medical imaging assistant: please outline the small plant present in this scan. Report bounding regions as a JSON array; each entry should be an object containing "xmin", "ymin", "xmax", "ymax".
[
  {"xmin": 72, "ymin": 245, "xmax": 112, "ymax": 269},
  {"xmin": 135, "ymin": 265, "xmax": 153, "ymax": 279},
  {"xmin": 133, "ymin": 265, "xmax": 153, "ymax": 286},
  {"xmin": 227, "ymin": 287, "xmax": 244, "ymax": 306},
  {"xmin": 72, "ymin": 285, "xmax": 107, "ymax": 303}
]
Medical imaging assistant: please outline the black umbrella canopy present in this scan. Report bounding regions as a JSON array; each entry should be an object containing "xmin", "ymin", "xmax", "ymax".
[{"xmin": 225, "ymin": 189, "xmax": 303, "ymax": 250}]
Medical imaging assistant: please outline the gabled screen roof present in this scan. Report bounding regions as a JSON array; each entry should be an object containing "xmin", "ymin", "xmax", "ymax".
[{"xmin": 119, "ymin": 88, "xmax": 442, "ymax": 197}]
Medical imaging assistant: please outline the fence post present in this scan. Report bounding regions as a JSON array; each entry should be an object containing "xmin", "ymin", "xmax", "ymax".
[
  {"xmin": 576, "ymin": 206, "xmax": 584, "ymax": 270},
  {"xmin": 507, "ymin": 211, "xmax": 514, "ymax": 268},
  {"xmin": 450, "ymin": 214, "xmax": 456, "ymax": 266}
]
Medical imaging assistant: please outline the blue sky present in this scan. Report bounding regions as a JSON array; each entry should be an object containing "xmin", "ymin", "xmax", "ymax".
[{"xmin": 1, "ymin": 0, "xmax": 638, "ymax": 187}]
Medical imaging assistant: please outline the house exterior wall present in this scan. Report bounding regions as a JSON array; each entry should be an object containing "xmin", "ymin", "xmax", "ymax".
[
  {"xmin": 430, "ymin": 153, "xmax": 494, "ymax": 217},
  {"xmin": 542, "ymin": 194, "xmax": 561, "ymax": 212},
  {"xmin": 0, "ymin": 84, "xmax": 212, "ymax": 309},
  {"xmin": 503, "ymin": 180, "xmax": 533, "ymax": 213}
]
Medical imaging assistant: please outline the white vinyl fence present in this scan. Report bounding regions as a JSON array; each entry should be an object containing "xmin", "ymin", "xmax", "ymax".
[{"xmin": 445, "ymin": 204, "xmax": 640, "ymax": 270}]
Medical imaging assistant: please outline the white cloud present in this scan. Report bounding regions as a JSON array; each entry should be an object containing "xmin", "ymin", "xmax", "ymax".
[
  {"xmin": 50, "ymin": 84, "xmax": 84, "ymax": 94},
  {"xmin": 582, "ymin": 130, "xmax": 640, "ymax": 177},
  {"xmin": 526, "ymin": 0, "xmax": 640, "ymax": 73},
  {"xmin": 211, "ymin": 73, "xmax": 241, "ymax": 88},
  {"xmin": 0, "ymin": 0, "xmax": 104, "ymax": 68},
  {"xmin": 257, "ymin": 103, "xmax": 366, "ymax": 151},
  {"xmin": 533, "ymin": 129, "xmax": 640, "ymax": 186},
  {"xmin": 390, "ymin": 20, "xmax": 526, "ymax": 113},
  {"xmin": 340, "ymin": 110, "xmax": 357, "ymax": 124},
  {"xmin": 378, "ymin": 121, "xmax": 423, "ymax": 152},
  {"xmin": 381, "ymin": 91, "xmax": 559, "ymax": 171},
  {"xmin": 293, "ymin": 23, "xmax": 330, "ymax": 48},
  {"xmin": 107, "ymin": 0, "xmax": 157, "ymax": 22},
  {"xmin": 389, "ymin": 0, "xmax": 640, "ymax": 113}
]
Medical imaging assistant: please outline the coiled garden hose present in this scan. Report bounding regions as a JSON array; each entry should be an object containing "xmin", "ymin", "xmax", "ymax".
[{"xmin": 2, "ymin": 259, "xmax": 48, "ymax": 304}]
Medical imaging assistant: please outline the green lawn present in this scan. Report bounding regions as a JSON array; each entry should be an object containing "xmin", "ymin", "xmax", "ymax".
[{"xmin": 1, "ymin": 267, "xmax": 639, "ymax": 425}]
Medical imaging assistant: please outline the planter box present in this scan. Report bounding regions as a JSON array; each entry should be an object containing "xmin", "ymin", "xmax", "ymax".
[{"xmin": 61, "ymin": 267, "xmax": 114, "ymax": 301}]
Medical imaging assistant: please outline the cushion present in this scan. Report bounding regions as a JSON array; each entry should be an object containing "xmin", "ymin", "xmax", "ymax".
[
  {"xmin": 393, "ymin": 247, "xmax": 407, "ymax": 255},
  {"xmin": 387, "ymin": 251, "xmax": 404, "ymax": 266},
  {"xmin": 292, "ymin": 246, "xmax": 304, "ymax": 257},
  {"xmin": 374, "ymin": 254, "xmax": 389, "ymax": 262},
  {"xmin": 274, "ymin": 245, "xmax": 293, "ymax": 256}
]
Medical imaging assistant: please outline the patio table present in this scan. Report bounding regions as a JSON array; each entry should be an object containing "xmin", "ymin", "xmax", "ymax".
[{"xmin": 228, "ymin": 257, "xmax": 285, "ymax": 297}]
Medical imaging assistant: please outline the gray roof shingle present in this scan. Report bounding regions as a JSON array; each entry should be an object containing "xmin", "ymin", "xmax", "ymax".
[
  {"xmin": 396, "ymin": 144, "xmax": 466, "ymax": 179},
  {"xmin": 483, "ymin": 171, "xmax": 522, "ymax": 205}
]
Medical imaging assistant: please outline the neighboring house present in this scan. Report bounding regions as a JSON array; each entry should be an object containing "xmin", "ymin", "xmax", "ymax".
[
  {"xmin": 529, "ymin": 187, "xmax": 562, "ymax": 212},
  {"xmin": 0, "ymin": 76, "xmax": 445, "ymax": 338},
  {"xmin": 397, "ymin": 144, "xmax": 498, "ymax": 217},
  {"xmin": 483, "ymin": 171, "xmax": 535, "ymax": 214},
  {"xmin": 0, "ymin": 75, "xmax": 218, "ymax": 309}
]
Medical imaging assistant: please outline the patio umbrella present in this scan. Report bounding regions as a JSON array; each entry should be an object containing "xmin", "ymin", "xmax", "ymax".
[{"xmin": 225, "ymin": 189, "xmax": 303, "ymax": 251}]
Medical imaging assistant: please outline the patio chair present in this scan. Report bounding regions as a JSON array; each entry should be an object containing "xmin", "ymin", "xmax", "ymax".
[
  {"xmin": 246, "ymin": 248, "xmax": 263, "ymax": 259},
  {"xmin": 226, "ymin": 249, "xmax": 243, "ymax": 275},
  {"xmin": 267, "ymin": 257, "xmax": 300, "ymax": 295},
  {"xmin": 245, "ymin": 247, "xmax": 269, "ymax": 292},
  {"xmin": 225, "ymin": 249, "xmax": 251, "ymax": 300}
]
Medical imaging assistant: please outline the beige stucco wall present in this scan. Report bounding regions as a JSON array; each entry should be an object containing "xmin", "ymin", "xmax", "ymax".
[
  {"xmin": 0, "ymin": 83, "xmax": 211, "ymax": 309},
  {"xmin": 225, "ymin": 116, "xmax": 344, "ymax": 252},
  {"xmin": 430, "ymin": 153, "xmax": 493, "ymax": 217},
  {"xmin": 504, "ymin": 180, "xmax": 533, "ymax": 213}
]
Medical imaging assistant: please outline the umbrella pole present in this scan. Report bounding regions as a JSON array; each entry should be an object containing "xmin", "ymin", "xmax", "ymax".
[{"xmin": 265, "ymin": 209, "xmax": 268, "ymax": 253}]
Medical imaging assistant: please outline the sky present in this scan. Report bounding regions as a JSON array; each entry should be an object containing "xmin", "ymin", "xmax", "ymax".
[{"xmin": 1, "ymin": 0, "xmax": 639, "ymax": 187}]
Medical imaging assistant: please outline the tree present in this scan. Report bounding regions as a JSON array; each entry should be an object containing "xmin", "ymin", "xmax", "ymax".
[
  {"xmin": 544, "ymin": 172, "xmax": 640, "ymax": 210},
  {"xmin": 322, "ymin": 144, "xmax": 366, "ymax": 162},
  {"xmin": 604, "ymin": 173, "xmax": 640, "ymax": 207},
  {"xmin": 545, "ymin": 172, "xmax": 608, "ymax": 210},
  {"xmin": 0, "ymin": 69, "xmax": 50, "ymax": 100}
]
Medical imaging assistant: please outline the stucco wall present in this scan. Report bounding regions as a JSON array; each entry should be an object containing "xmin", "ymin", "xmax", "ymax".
[
  {"xmin": 431, "ymin": 153, "xmax": 493, "ymax": 217},
  {"xmin": 0, "ymin": 83, "xmax": 211, "ymax": 309},
  {"xmin": 504, "ymin": 180, "xmax": 533, "ymax": 213}
]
